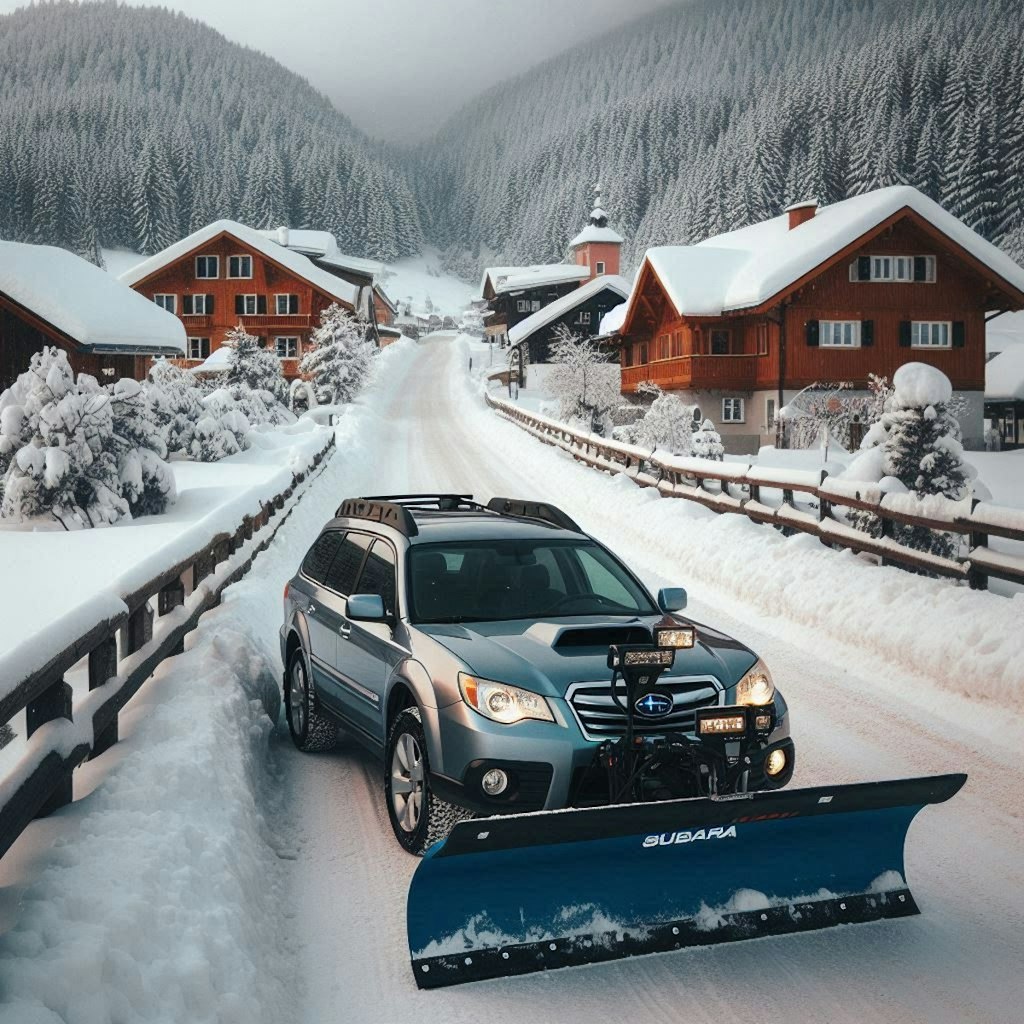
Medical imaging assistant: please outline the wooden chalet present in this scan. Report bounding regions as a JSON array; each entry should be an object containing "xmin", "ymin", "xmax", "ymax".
[
  {"xmin": 120, "ymin": 221, "xmax": 361, "ymax": 381},
  {"xmin": 0, "ymin": 240, "xmax": 185, "ymax": 390},
  {"xmin": 985, "ymin": 343, "xmax": 1024, "ymax": 449},
  {"xmin": 616, "ymin": 186, "xmax": 1024, "ymax": 452}
]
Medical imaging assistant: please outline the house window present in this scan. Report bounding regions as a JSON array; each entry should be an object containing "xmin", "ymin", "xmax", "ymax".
[
  {"xmin": 188, "ymin": 337, "xmax": 210, "ymax": 360},
  {"xmin": 577, "ymin": 311, "xmax": 591, "ymax": 325},
  {"xmin": 765, "ymin": 397, "xmax": 776, "ymax": 432},
  {"xmin": 531, "ymin": 300, "xmax": 542, "ymax": 312},
  {"xmin": 671, "ymin": 331, "xmax": 684, "ymax": 357},
  {"xmin": 275, "ymin": 294, "xmax": 299, "ymax": 315},
  {"xmin": 710, "ymin": 329, "xmax": 730, "ymax": 355},
  {"xmin": 622, "ymin": 345, "xmax": 633, "ymax": 368},
  {"xmin": 911, "ymin": 321, "xmax": 951, "ymax": 348},
  {"xmin": 228, "ymin": 254, "xmax": 253, "ymax": 278},
  {"xmin": 182, "ymin": 294, "xmax": 212, "ymax": 315},
  {"xmin": 722, "ymin": 397, "xmax": 745, "ymax": 423},
  {"xmin": 757, "ymin": 323, "xmax": 769, "ymax": 356},
  {"xmin": 595, "ymin": 261, "xmax": 605, "ymax": 275},
  {"xmin": 516, "ymin": 299, "xmax": 530, "ymax": 312},
  {"xmin": 851, "ymin": 254, "xmax": 936, "ymax": 282},
  {"xmin": 195, "ymin": 255, "xmax": 219, "ymax": 279},
  {"xmin": 639, "ymin": 342, "xmax": 649, "ymax": 364},
  {"xmin": 236, "ymin": 294, "xmax": 258, "ymax": 315},
  {"xmin": 820, "ymin": 320, "xmax": 862, "ymax": 347},
  {"xmin": 153, "ymin": 294, "xmax": 176, "ymax": 313},
  {"xmin": 275, "ymin": 336, "xmax": 299, "ymax": 358},
  {"xmin": 658, "ymin": 333, "xmax": 670, "ymax": 360}
]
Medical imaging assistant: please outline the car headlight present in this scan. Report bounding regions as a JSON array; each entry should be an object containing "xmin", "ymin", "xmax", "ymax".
[
  {"xmin": 458, "ymin": 673, "xmax": 555, "ymax": 725},
  {"xmin": 735, "ymin": 660, "xmax": 775, "ymax": 706}
]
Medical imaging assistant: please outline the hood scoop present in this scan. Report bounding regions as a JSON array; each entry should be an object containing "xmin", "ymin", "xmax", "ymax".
[{"xmin": 553, "ymin": 625, "xmax": 652, "ymax": 649}]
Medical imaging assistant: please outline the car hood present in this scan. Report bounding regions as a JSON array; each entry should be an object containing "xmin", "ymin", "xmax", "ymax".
[{"xmin": 416, "ymin": 615, "xmax": 757, "ymax": 700}]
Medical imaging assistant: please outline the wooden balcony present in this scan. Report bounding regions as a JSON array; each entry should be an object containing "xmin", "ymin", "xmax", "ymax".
[
  {"xmin": 621, "ymin": 354, "xmax": 764, "ymax": 392},
  {"xmin": 238, "ymin": 314, "xmax": 313, "ymax": 329}
]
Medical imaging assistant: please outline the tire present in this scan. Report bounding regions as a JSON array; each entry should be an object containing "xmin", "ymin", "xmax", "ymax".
[
  {"xmin": 285, "ymin": 646, "xmax": 338, "ymax": 753},
  {"xmin": 384, "ymin": 706, "xmax": 471, "ymax": 855}
]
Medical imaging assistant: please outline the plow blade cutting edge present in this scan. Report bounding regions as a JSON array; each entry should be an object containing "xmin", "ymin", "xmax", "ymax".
[{"xmin": 407, "ymin": 773, "xmax": 966, "ymax": 988}]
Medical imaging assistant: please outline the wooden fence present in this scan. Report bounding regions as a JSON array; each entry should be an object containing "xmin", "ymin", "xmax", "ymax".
[
  {"xmin": 0, "ymin": 433, "xmax": 335, "ymax": 863},
  {"xmin": 486, "ymin": 394, "xmax": 1024, "ymax": 591}
]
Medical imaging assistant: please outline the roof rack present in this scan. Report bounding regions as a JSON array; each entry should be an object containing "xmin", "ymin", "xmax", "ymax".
[
  {"xmin": 486, "ymin": 497, "xmax": 582, "ymax": 533},
  {"xmin": 335, "ymin": 498, "xmax": 420, "ymax": 536},
  {"xmin": 361, "ymin": 494, "xmax": 488, "ymax": 513}
]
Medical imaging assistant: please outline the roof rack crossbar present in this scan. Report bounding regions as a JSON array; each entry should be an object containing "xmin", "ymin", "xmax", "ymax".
[
  {"xmin": 361, "ymin": 493, "xmax": 485, "ymax": 512},
  {"xmin": 334, "ymin": 498, "xmax": 419, "ymax": 536},
  {"xmin": 485, "ymin": 497, "xmax": 583, "ymax": 533}
]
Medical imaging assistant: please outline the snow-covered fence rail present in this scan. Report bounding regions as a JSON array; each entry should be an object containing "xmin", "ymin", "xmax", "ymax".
[
  {"xmin": 486, "ymin": 394, "xmax": 1024, "ymax": 591},
  {"xmin": 0, "ymin": 433, "xmax": 335, "ymax": 864}
]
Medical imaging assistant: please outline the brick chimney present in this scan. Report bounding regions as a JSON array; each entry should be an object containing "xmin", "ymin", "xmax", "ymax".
[{"xmin": 785, "ymin": 200, "xmax": 818, "ymax": 230}]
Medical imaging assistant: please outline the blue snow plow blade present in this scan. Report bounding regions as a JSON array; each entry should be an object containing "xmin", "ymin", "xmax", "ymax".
[{"xmin": 407, "ymin": 773, "xmax": 966, "ymax": 988}]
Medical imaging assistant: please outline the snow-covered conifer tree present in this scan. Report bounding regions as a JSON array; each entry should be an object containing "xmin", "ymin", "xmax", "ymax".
[
  {"xmin": 224, "ymin": 325, "xmax": 289, "ymax": 406},
  {"xmin": 692, "ymin": 418, "xmax": 724, "ymax": 460},
  {"xmin": 148, "ymin": 358, "xmax": 204, "ymax": 454},
  {"xmin": 299, "ymin": 304, "xmax": 376, "ymax": 405}
]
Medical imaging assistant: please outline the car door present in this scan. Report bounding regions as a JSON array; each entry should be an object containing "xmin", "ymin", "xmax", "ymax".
[
  {"xmin": 312, "ymin": 531, "xmax": 373, "ymax": 717},
  {"xmin": 298, "ymin": 531, "xmax": 343, "ymax": 692},
  {"xmin": 337, "ymin": 539, "xmax": 405, "ymax": 744}
]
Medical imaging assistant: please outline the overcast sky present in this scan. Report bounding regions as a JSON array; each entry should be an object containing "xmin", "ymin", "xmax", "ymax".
[{"xmin": 0, "ymin": 0, "xmax": 676, "ymax": 141}]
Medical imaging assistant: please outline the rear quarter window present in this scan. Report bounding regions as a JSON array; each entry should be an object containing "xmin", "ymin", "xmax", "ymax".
[
  {"xmin": 325, "ymin": 533, "xmax": 372, "ymax": 595},
  {"xmin": 302, "ymin": 531, "xmax": 342, "ymax": 584}
]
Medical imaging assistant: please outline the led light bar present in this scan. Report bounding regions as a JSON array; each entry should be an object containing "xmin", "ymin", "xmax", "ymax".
[
  {"xmin": 654, "ymin": 626, "xmax": 696, "ymax": 649},
  {"xmin": 622, "ymin": 648, "xmax": 675, "ymax": 668},
  {"xmin": 698, "ymin": 714, "xmax": 747, "ymax": 736}
]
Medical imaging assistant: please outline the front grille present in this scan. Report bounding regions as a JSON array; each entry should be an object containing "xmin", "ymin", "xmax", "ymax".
[{"xmin": 567, "ymin": 677, "xmax": 721, "ymax": 740}]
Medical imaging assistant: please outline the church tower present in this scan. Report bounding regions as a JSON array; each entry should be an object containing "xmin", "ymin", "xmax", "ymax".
[{"xmin": 569, "ymin": 183, "xmax": 623, "ymax": 281}]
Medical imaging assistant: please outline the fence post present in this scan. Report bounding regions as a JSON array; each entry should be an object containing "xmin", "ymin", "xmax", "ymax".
[
  {"xmin": 159, "ymin": 576, "xmax": 187, "ymax": 654},
  {"xmin": 88, "ymin": 636, "xmax": 119, "ymax": 755},
  {"xmin": 26, "ymin": 677, "xmax": 73, "ymax": 815},
  {"xmin": 967, "ymin": 499, "xmax": 989, "ymax": 591}
]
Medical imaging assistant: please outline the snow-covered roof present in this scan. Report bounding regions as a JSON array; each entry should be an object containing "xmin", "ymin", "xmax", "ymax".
[
  {"xmin": 986, "ymin": 347, "xmax": 1024, "ymax": 401},
  {"xmin": 570, "ymin": 223, "xmax": 624, "ymax": 247},
  {"xmin": 192, "ymin": 344, "xmax": 232, "ymax": 375},
  {"xmin": 120, "ymin": 221, "xmax": 360, "ymax": 308},
  {"xmin": 0, "ymin": 240, "xmax": 185, "ymax": 353},
  {"xmin": 508, "ymin": 274, "xmax": 630, "ymax": 344},
  {"xmin": 254, "ymin": 227, "xmax": 383, "ymax": 279},
  {"xmin": 600, "ymin": 301, "xmax": 628, "ymax": 336},
  {"xmin": 480, "ymin": 263, "xmax": 591, "ymax": 297},
  {"xmin": 630, "ymin": 185, "xmax": 1024, "ymax": 321}
]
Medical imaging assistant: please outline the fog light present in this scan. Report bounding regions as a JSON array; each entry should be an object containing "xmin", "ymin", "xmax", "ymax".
[
  {"xmin": 481, "ymin": 768, "xmax": 509, "ymax": 796},
  {"xmin": 766, "ymin": 749, "xmax": 787, "ymax": 777},
  {"xmin": 755, "ymin": 714, "xmax": 772, "ymax": 731}
]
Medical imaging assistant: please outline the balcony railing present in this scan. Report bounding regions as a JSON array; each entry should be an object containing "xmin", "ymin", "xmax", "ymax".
[
  {"xmin": 237, "ymin": 314, "xmax": 313, "ymax": 329},
  {"xmin": 621, "ymin": 354, "xmax": 763, "ymax": 392}
]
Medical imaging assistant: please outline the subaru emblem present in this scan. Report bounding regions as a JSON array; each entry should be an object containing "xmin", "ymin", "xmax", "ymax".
[{"xmin": 634, "ymin": 692, "xmax": 674, "ymax": 718}]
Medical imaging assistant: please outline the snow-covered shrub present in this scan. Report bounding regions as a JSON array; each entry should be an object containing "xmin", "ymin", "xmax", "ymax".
[
  {"xmin": 0, "ymin": 351, "xmax": 127, "ymax": 527},
  {"xmin": 635, "ymin": 389, "xmax": 699, "ymax": 455},
  {"xmin": 148, "ymin": 358, "xmax": 204, "ymax": 453},
  {"xmin": 692, "ymin": 418, "xmax": 724, "ymax": 460},
  {"xmin": 547, "ymin": 325, "xmax": 620, "ymax": 433},
  {"xmin": 843, "ymin": 363, "xmax": 974, "ymax": 560},
  {"xmin": 300, "ymin": 303, "xmax": 376, "ymax": 405},
  {"xmin": 190, "ymin": 411, "xmax": 249, "ymax": 462},
  {"xmin": 105, "ymin": 377, "xmax": 176, "ymax": 517},
  {"xmin": 224, "ymin": 324, "xmax": 288, "ymax": 405}
]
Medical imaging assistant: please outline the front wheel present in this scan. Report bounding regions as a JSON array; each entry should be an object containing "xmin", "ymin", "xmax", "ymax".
[
  {"xmin": 385, "ymin": 706, "xmax": 470, "ymax": 855},
  {"xmin": 285, "ymin": 647, "xmax": 338, "ymax": 752}
]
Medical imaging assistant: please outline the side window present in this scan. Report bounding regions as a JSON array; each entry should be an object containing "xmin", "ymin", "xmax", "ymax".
[
  {"xmin": 325, "ymin": 533, "xmax": 372, "ymax": 595},
  {"xmin": 355, "ymin": 540, "xmax": 398, "ymax": 616},
  {"xmin": 302, "ymin": 531, "xmax": 342, "ymax": 584}
]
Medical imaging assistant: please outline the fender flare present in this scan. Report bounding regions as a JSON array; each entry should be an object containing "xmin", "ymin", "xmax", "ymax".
[{"xmin": 385, "ymin": 658, "xmax": 444, "ymax": 766}]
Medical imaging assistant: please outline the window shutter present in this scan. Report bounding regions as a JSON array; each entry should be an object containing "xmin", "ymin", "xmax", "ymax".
[
  {"xmin": 806, "ymin": 320, "xmax": 820, "ymax": 347},
  {"xmin": 861, "ymin": 320, "xmax": 874, "ymax": 347},
  {"xmin": 952, "ymin": 321, "xmax": 966, "ymax": 348},
  {"xmin": 235, "ymin": 295, "xmax": 244, "ymax": 315},
  {"xmin": 205, "ymin": 295, "xmax": 214, "ymax": 315},
  {"xmin": 857, "ymin": 256, "xmax": 871, "ymax": 281},
  {"xmin": 913, "ymin": 256, "xmax": 928, "ymax": 282},
  {"xmin": 257, "ymin": 295, "xmax": 267, "ymax": 315},
  {"xmin": 899, "ymin": 321, "xmax": 912, "ymax": 347},
  {"xmin": 289, "ymin": 294, "xmax": 299, "ymax": 314}
]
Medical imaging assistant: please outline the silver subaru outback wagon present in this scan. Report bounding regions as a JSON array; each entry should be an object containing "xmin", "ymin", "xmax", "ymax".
[{"xmin": 280, "ymin": 494, "xmax": 793, "ymax": 854}]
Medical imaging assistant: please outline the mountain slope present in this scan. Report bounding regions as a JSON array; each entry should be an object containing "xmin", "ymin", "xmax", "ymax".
[
  {"xmin": 0, "ymin": 1, "xmax": 423, "ymax": 262},
  {"xmin": 410, "ymin": 0, "xmax": 1024, "ymax": 271}
]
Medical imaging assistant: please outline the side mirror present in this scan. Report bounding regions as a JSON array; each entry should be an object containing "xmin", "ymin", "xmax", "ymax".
[
  {"xmin": 657, "ymin": 587, "xmax": 687, "ymax": 613},
  {"xmin": 347, "ymin": 593, "xmax": 386, "ymax": 621}
]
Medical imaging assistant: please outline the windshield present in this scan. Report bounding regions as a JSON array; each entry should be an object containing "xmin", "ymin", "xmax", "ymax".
[{"xmin": 407, "ymin": 538, "xmax": 657, "ymax": 623}]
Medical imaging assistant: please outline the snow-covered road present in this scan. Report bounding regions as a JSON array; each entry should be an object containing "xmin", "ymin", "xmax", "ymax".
[
  {"xmin": 2, "ymin": 334, "xmax": 1021, "ymax": 1023},
  {"xmin": 280, "ymin": 336, "xmax": 1024, "ymax": 1023}
]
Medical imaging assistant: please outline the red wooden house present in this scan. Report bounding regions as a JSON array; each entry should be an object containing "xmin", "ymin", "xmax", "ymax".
[
  {"xmin": 119, "ymin": 221, "xmax": 361, "ymax": 381},
  {"xmin": 616, "ymin": 186, "xmax": 1024, "ymax": 452}
]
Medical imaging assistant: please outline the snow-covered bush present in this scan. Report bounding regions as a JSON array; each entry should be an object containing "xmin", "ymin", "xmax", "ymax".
[
  {"xmin": 843, "ymin": 363, "xmax": 974, "ymax": 560},
  {"xmin": 300, "ymin": 303, "xmax": 376, "ymax": 405},
  {"xmin": 148, "ymin": 358, "xmax": 204, "ymax": 453},
  {"xmin": 547, "ymin": 325, "xmax": 620, "ymax": 433},
  {"xmin": 692, "ymin": 418, "xmax": 724, "ymax": 460},
  {"xmin": 190, "ymin": 412, "xmax": 248, "ymax": 462},
  {"xmin": 635, "ymin": 389, "xmax": 698, "ymax": 455},
  {"xmin": 224, "ymin": 324, "xmax": 288, "ymax": 405}
]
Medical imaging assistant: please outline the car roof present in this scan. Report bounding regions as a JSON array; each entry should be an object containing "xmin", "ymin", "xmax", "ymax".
[{"xmin": 324, "ymin": 510, "xmax": 582, "ymax": 546}]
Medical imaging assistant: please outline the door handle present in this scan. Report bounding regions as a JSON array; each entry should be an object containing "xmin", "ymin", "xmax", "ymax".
[
  {"xmin": 339, "ymin": 623, "xmax": 352, "ymax": 639},
  {"xmin": 307, "ymin": 602, "xmax": 317, "ymax": 615}
]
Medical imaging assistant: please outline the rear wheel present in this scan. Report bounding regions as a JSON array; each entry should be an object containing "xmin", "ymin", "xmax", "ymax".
[
  {"xmin": 385, "ymin": 706, "xmax": 470, "ymax": 855},
  {"xmin": 285, "ymin": 646, "xmax": 338, "ymax": 752}
]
